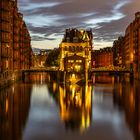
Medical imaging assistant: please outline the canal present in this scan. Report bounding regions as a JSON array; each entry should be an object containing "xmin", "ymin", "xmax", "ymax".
[{"xmin": 0, "ymin": 73, "xmax": 139, "ymax": 140}]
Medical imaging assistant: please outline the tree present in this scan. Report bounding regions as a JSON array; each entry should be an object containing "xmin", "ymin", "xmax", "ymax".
[{"xmin": 45, "ymin": 48, "xmax": 60, "ymax": 67}]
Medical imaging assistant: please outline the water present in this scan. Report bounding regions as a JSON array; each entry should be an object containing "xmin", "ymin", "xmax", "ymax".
[{"xmin": 0, "ymin": 73, "xmax": 139, "ymax": 140}]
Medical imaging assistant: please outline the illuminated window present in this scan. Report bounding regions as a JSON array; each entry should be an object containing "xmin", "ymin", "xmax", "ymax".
[
  {"xmin": 68, "ymin": 60, "xmax": 74, "ymax": 63},
  {"xmin": 6, "ymin": 60, "xmax": 9, "ymax": 69},
  {"xmin": 76, "ymin": 60, "xmax": 82, "ymax": 63}
]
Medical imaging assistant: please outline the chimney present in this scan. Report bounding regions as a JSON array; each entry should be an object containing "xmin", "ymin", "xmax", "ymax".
[{"xmin": 135, "ymin": 12, "xmax": 140, "ymax": 19}]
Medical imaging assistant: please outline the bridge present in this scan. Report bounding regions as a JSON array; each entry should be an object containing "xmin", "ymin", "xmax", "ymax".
[
  {"xmin": 21, "ymin": 67, "xmax": 133, "ymax": 83},
  {"xmin": 22, "ymin": 67, "xmax": 59, "ymax": 73},
  {"xmin": 22, "ymin": 67, "xmax": 131, "ymax": 74}
]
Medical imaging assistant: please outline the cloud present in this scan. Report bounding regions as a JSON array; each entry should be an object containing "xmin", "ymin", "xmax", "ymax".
[
  {"xmin": 18, "ymin": 0, "xmax": 140, "ymax": 49},
  {"xmin": 32, "ymin": 35, "xmax": 57, "ymax": 41}
]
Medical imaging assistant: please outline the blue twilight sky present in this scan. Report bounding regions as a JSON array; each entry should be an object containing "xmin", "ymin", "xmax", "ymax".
[{"xmin": 18, "ymin": 0, "xmax": 140, "ymax": 50}]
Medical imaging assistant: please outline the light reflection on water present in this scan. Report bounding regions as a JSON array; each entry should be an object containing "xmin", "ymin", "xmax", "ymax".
[{"xmin": 0, "ymin": 73, "xmax": 139, "ymax": 140}]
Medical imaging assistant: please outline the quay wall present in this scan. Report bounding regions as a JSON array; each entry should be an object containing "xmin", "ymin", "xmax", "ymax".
[{"xmin": 0, "ymin": 71, "xmax": 22, "ymax": 90}]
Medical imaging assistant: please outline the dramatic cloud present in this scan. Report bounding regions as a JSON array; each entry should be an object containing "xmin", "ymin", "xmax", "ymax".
[{"xmin": 18, "ymin": 0, "xmax": 140, "ymax": 49}]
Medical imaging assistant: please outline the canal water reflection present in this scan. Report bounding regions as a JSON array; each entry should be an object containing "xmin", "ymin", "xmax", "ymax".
[{"xmin": 0, "ymin": 73, "xmax": 139, "ymax": 140}]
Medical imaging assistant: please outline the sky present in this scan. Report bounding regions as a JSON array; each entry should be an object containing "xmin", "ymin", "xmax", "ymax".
[{"xmin": 18, "ymin": 0, "xmax": 140, "ymax": 50}]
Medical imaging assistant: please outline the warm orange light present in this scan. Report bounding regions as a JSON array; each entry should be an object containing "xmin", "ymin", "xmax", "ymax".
[
  {"xmin": 6, "ymin": 98, "xmax": 8, "ymax": 113},
  {"xmin": 53, "ymin": 82, "xmax": 57, "ymax": 92},
  {"xmin": 130, "ymin": 91, "xmax": 135, "ymax": 110},
  {"xmin": 130, "ymin": 52, "xmax": 133, "ymax": 61}
]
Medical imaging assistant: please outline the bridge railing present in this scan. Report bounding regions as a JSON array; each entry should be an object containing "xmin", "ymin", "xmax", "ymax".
[
  {"xmin": 22, "ymin": 67, "xmax": 59, "ymax": 72},
  {"xmin": 90, "ymin": 66, "xmax": 130, "ymax": 72}
]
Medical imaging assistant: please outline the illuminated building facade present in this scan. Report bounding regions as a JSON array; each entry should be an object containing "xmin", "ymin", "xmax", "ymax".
[
  {"xmin": 59, "ymin": 28, "xmax": 93, "ymax": 73},
  {"xmin": 123, "ymin": 12, "xmax": 140, "ymax": 78},
  {"xmin": 92, "ymin": 47, "xmax": 113, "ymax": 68},
  {"xmin": 0, "ymin": 0, "xmax": 32, "ymax": 88},
  {"xmin": 124, "ymin": 23, "xmax": 134, "ymax": 71}
]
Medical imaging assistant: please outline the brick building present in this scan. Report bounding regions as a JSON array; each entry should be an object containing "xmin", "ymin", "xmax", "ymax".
[
  {"xmin": 0, "ymin": 0, "xmax": 32, "ymax": 88},
  {"xmin": 133, "ymin": 12, "xmax": 140, "ymax": 78},
  {"xmin": 92, "ymin": 47, "xmax": 113, "ymax": 68},
  {"xmin": 124, "ymin": 23, "xmax": 134, "ymax": 71},
  {"xmin": 123, "ymin": 12, "xmax": 140, "ymax": 78},
  {"xmin": 91, "ymin": 12, "xmax": 140, "ymax": 80}
]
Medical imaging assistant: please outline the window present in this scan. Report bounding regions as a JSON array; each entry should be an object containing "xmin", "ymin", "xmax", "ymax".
[
  {"xmin": 80, "ymin": 46, "xmax": 83, "ymax": 51},
  {"xmin": 68, "ymin": 60, "xmax": 74, "ymax": 63},
  {"xmin": 64, "ymin": 46, "xmax": 67, "ymax": 51},
  {"xmin": 1, "ymin": 22, "xmax": 10, "ymax": 31},
  {"xmin": 69, "ymin": 46, "xmax": 72, "ymax": 51},
  {"xmin": 1, "ymin": 11, "xmax": 10, "ymax": 21},
  {"xmin": 2, "ymin": 32, "xmax": 10, "ymax": 41},
  {"xmin": 76, "ymin": 60, "xmax": 82, "ymax": 63}
]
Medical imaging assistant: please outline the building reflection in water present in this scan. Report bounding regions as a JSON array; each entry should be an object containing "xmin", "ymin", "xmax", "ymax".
[
  {"xmin": 59, "ymin": 83, "xmax": 92, "ymax": 132},
  {"xmin": 0, "ymin": 72, "xmax": 139, "ymax": 140},
  {"xmin": 47, "ymin": 73, "xmax": 93, "ymax": 132},
  {"xmin": 0, "ymin": 83, "xmax": 31, "ymax": 140},
  {"xmin": 113, "ymin": 76, "xmax": 140, "ymax": 140},
  {"xmin": 23, "ymin": 72, "xmax": 51, "ymax": 84},
  {"xmin": 92, "ymin": 73, "xmax": 115, "ymax": 84}
]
